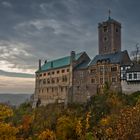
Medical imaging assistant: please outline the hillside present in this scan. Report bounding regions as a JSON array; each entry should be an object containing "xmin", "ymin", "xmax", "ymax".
[{"xmin": 0, "ymin": 94, "xmax": 31, "ymax": 106}]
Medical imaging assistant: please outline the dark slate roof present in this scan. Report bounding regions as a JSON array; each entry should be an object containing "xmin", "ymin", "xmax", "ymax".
[
  {"xmin": 89, "ymin": 50, "xmax": 129, "ymax": 66},
  {"xmin": 126, "ymin": 64, "xmax": 140, "ymax": 72},
  {"xmin": 98, "ymin": 17, "xmax": 121, "ymax": 27},
  {"xmin": 36, "ymin": 52, "xmax": 85, "ymax": 72},
  {"xmin": 74, "ymin": 59, "xmax": 91, "ymax": 70}
]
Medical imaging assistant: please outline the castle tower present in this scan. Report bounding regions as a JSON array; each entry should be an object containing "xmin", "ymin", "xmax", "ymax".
[{"xmin": 98, "ymin": 13, "xmax": 121, "ymax": 55}]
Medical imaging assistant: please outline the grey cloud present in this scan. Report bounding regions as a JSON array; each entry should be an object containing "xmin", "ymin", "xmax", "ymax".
[{"xmin": 0, "ymin": 0, "xmax": 139, "ymax": 73}]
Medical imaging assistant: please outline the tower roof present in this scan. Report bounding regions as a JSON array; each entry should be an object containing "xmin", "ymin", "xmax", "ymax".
[{"xmin": 98, "ymin": 16, "xmax": 121, "ymax": 27}]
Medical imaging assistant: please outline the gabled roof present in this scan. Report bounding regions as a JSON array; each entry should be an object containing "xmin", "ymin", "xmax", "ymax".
[
  {"xmin": 89, "ymin": 50, "xmax": 130, "ymax": 66},
  {"xmin": 74, "ymin": 59, "xmax": 91, "ymax": 70},
  {"xmin": 126, "ymin": 63, "xmax": 140, "ymax": 72},
  {"xmin": 36, "ymin": 52, "xmax": 85, "ymax": 72}
]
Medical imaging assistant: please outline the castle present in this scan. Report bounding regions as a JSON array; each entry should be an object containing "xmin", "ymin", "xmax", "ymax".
[{"xmin": 32, "ymin": 16, "xmax": 140, "ymax": 107}]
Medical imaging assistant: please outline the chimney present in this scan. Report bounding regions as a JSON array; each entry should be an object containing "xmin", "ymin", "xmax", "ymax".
[
  {"xmin": 39, "ymin": 59, "xmax": 41, "ymax": 70},
  {"xmin": 70, "ymin": 51, "xmax": 75, "ymax": 63}
]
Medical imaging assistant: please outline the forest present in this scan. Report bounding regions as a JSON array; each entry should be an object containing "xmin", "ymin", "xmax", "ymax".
[{"xmin": 0, "ymin": 89, "xmax": 140, "ymax": 140}]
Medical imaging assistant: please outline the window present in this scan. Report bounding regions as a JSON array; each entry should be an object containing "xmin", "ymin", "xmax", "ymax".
[
  {"xmin": 80, "ymin": 72, "xmax": 84, "ymax": 78},
  {"xmin": 57, "ymin": 78, "xmax": 59, "ymax": 83},
  {"xmin": 111, "ymin": 67, "xmax": 117, "ymax": 71},
  {"xmin": 43, "ymin": 79, "xmax": 46, "ymax": 84},
  {"xmin": 52, "ymin": 71, "xmax": 55, "ymax": 75},
  {"xmin": 61, "ymin": 87, "xmax": 63, "ymax": 92},
  {"xmin": 112, "ymin": 77, "xmax": 116, "ymax": 82},
  {"xmin": 103, "ymin": 26, "xmax": 108, "ymax": 32},
  {"xmin": 43, "ymin": 73, "xmax": 46, "ymax": 76},
  {"xmin": 91, "ymin": 79, "xmax": 95, "ymax": 83},
  {"xmin": 100, "ymin": 67, "xmax": 103, "ymax": 72},
  {"xmin": 129, "ymin": 74, "xmax": 132, "ymax": 79},
  {"xmin": 123, "ymin": 74, "xmax": 126, "ymax": 79},
  {"xmin": 40, "ymin": 74, "xmax": 42, "ymax": 77},
  {"xmin": 100, "ymin": 78, "xmax": 103, "ymax": 84},
  {"xmin": 67, "ymin": 69, "xmax": 69, "ymax": 72},
  {"xmin": 57, "ymin": 70, "xmax": 60, "ymax": 74},
  {"xmin": 62, "ymin": 76, "xmax": 67, "ymax": 82},
  {"xmin": 62, "ymin": 69, "xmax": 65, "ymax": 73},
  {"xmin": 39, "ymin": 80, "xmax": 42, "ymax": 85},
  {"xmin": 77, "ymin": 86, "xmax": 80, "ymax": 90},
  {"xmin": 104, "ymin": 37, "xmax": 108, "ymax": 42},
  {"xmin": 116, "ymin": 28, "xmax": 119, "ymax": 32},
  {"xmin": 90, "ymin": 69, "xmax": 96, "ymax": 73},
  {"xmin": 52, "ymin": 88, "xmax": 54, "ymax": 92},
  {"xmin": 134, "ymin": 73, "xmax": 137, "ymax": 79},
  {"xmin": 48, "ymin": 72, "xmax": 50, "ymax": 76},
  {"xmin": 47, "ymin": 79, "xmax": 50, "ymax": 84},
  {"xmin": 51, "ymin": 78, "xmax": 55, "ymax": 83}
]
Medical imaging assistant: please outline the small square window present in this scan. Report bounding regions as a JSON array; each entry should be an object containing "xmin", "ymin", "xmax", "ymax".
[
  {"xmin": 91, "ymin": 79, "xmax": 95, "ymax": 83},
  {"xmin": 62, "ymin": 69, "xmax": 65, "ymax": 73}
]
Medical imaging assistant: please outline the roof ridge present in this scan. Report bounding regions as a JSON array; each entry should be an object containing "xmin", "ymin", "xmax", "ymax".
[{"xmin": 46, "ymin": 51, "xmax": 85, "ymax": 63}]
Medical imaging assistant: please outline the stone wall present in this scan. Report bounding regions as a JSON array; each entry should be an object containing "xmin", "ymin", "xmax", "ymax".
[
  {"xmin": 35, "ymin": 66, "xmax": 71, "ymax": 106},
  {"xmin": 121, "ymin": 81, "xmax": 140, "ymax": 94}
]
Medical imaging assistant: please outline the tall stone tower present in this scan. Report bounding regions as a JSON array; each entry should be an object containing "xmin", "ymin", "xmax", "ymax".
[{"xmin": 98, "ymin": 15, "xmax": 121, "ymax": 55}]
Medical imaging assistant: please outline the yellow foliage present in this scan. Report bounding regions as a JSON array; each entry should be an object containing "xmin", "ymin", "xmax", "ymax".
[
  {"xmin": 0, "ymin": 122, "xmax": 18, "ymax": 140},
  {"xmin": 100, "ymin": 116, "xmax": 110, "ymax": 126},
  {"xmin": 85, "ymin": 112, "xmax": 91, "ymax": 130},
  {"xmin": 75, "ymin": 119, "xmax": 82, "ymax": 137},
  {"xmin": 56, "ymin": 115, "xmax": 76, "ymax": 140},
  {"xmin": 0, "ymin": 104, "xmax": 13, "ymax": 121},
  {"xmin": 38, "ymin": 129, "xmax": 56, "ymax": 140}
]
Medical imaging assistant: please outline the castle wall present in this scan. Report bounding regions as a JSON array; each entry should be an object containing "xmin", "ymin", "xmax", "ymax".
[
  {"xmin": 88, "ymin": 62, "xmax": 121, "ymax": 93},
  {"xmin": 121, "ymin": 81, "xmax": 140, "ymax": 94},
  {"xmin": 73, "ymin": 69, "xmax": 97, "ymax": 103},
  {"xmin": 35, "ymin": 66, "xmax": 71, "ymax": 106}
]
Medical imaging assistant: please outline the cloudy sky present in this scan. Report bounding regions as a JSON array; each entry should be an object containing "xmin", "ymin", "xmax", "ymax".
[{"xmin": 0, "ymin": 0, "xmax": 140, "ymax": 93}]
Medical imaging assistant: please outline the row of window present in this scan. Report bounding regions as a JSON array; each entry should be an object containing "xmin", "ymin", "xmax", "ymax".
[
  {"xmin": 91, "ymin": 77, "xmax": 117, "ymax": 84},
  {"xmin": 90, "ymin": 66, "xmax": 117, "ymax": 74},
  {"xmin": 39, "ymin": 76, "xmax": 68, "ymax": 85},
  {"xmin": 103, "ymin": 26, "xmax": 119, "ymax": 33},
  {"xmin": 37, "ymin": 68, "xmax": 70, "ymax": 77},
  {"xmin": 128, "ymin": 73, "xmax": 138, "ymax": 80},
  {"xmin": 39, "ymin": 86, "xmax": 67, "ymax": 93}
]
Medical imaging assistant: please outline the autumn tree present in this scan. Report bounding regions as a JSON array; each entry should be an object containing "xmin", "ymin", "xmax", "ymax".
[
  {"xmin": 0, "ymin": 104, "xmax": 18, "ymax": 139},
  {"xmin": 56, "ymin": 115, "xmax": 77, "ymax": 140}
]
